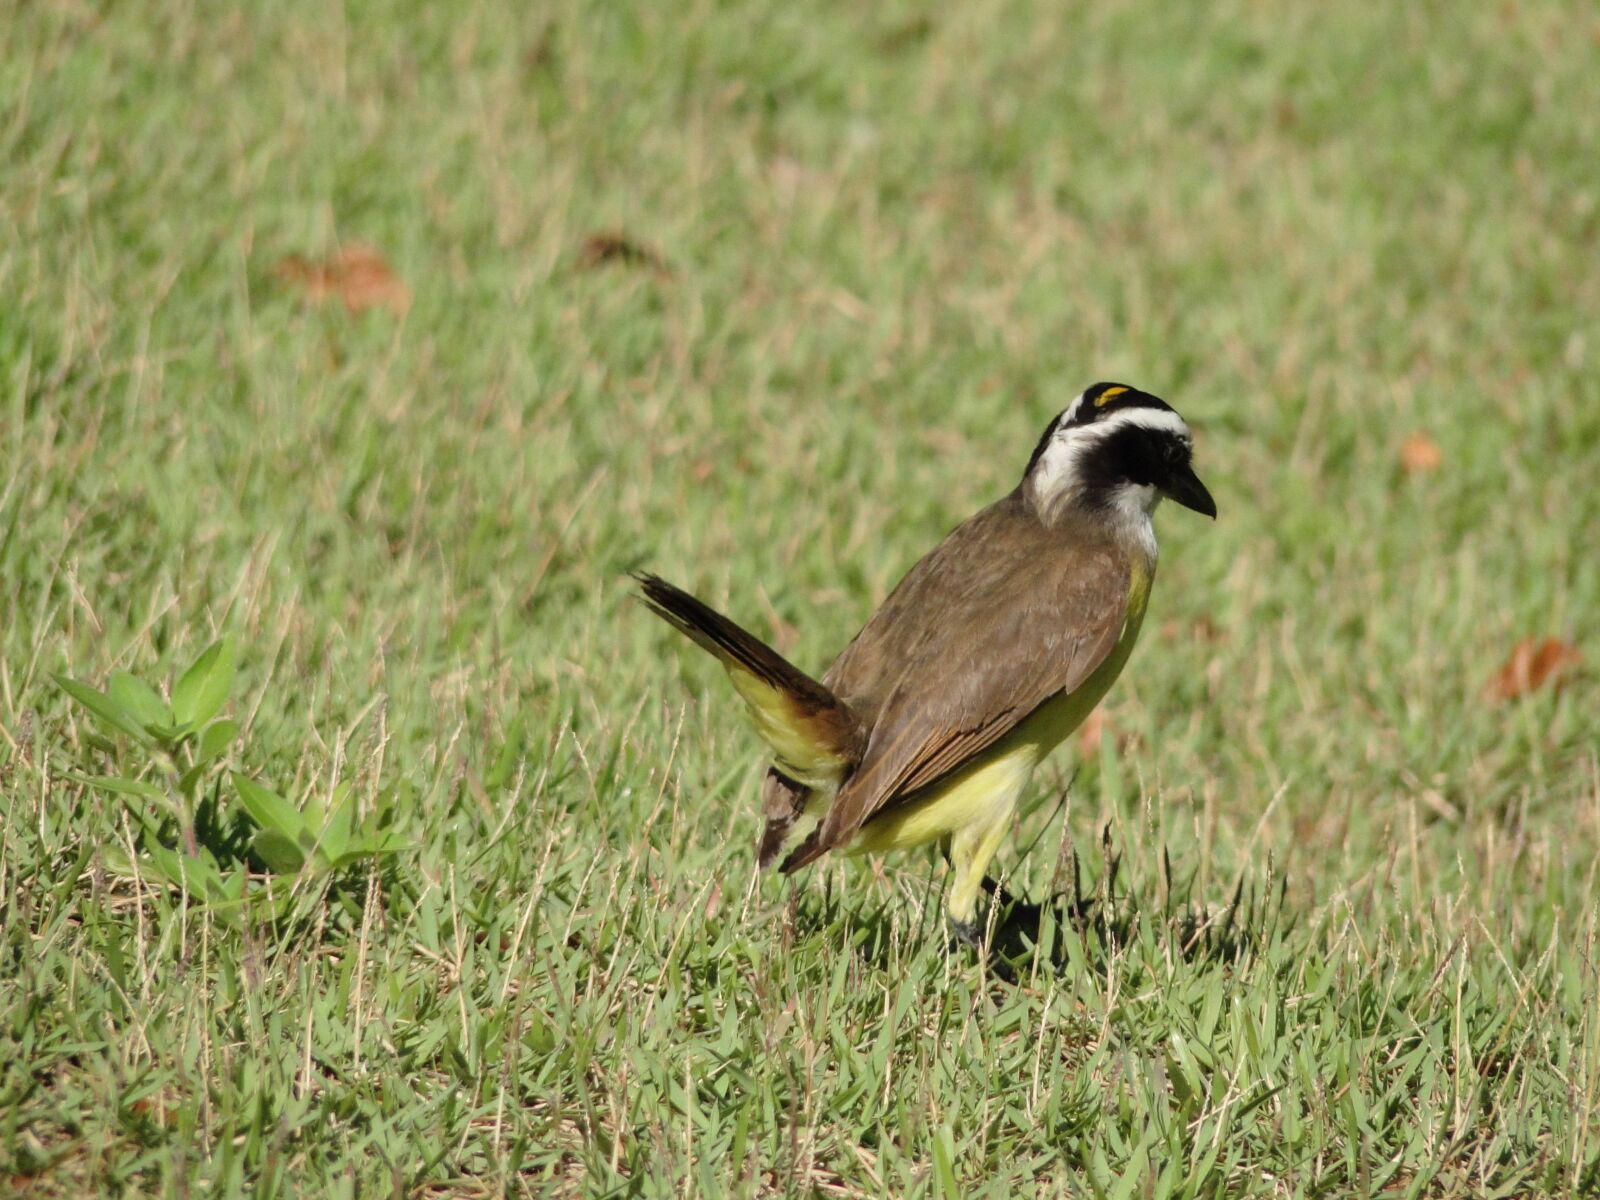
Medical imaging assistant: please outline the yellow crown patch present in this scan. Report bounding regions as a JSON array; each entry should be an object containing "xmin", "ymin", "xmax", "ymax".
[{"xmin": 1094, "ymin": 386, "xmax": 1129, "ymax": 407}]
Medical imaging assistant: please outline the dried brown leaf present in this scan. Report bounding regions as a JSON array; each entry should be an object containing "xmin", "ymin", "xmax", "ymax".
[
  {"xmin": 577, "ymin": 231, "xmax": 670, "ymax": 276},
  {"xmin": 1160, "ymin": 615, "xmax": 1219, "ymax": 643},
  {"xmin": 1399, "ymin": 431, "xmax": 1443, "ymax": 474},
  {"xmin": 1077, "ymin": 708, "xmax": 1109, "ymax": 756},
  {"xmin": 876, "ymin": 15, "xmax": 933, "ymax": 52},
  {"xmin": 274, "ymin": 245, "xmax": 411, "ymax": 316},
  {"xmin": 1485, "ymin": 637, "xmax": 1581, "ymax": 702},
  {"xmin": 126, "ymin": 1096, "xmax": 181, "ymax": 1129}
]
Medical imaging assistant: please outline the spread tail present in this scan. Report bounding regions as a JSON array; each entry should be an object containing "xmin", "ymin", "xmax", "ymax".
[{"xmin": 635, "ymin": 573, "xmax": 863, "ymax": 789}]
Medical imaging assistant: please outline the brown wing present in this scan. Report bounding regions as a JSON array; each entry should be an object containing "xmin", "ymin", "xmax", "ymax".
[
  {"xmin": 780, "ymin": 500, "xmax": 1132, "ymax": 871},
  {"xmin": 821, "ymin": 497, "xmax": 1036, "ymax": 725}
]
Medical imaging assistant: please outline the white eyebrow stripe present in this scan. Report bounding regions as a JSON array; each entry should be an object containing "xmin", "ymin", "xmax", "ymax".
[
  {"xmin": 1087, "ymin": 406, "xmax": 1191, "ymax": 440},
  {"xmin": 1058, "ymin": 388, "xmax": 1091, "ymax": 428}
]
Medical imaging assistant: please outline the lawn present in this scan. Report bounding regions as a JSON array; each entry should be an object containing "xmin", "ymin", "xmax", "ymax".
[{"xmin": 2, "ymin": 1, "xmax": 1598, "ymax": 1196}]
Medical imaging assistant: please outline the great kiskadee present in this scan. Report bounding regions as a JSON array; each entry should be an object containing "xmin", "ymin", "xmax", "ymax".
[{"xmin": 638, "ymin": 382, "xmax": 1215, "ymax": 943}]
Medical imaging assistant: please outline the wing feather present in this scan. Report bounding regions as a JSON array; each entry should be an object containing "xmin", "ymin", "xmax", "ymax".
[{"xmin": 781, "ymin": 500, "xmax": 1132, "ymax": 870}]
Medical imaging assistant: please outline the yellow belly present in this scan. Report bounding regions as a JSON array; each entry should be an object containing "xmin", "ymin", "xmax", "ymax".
[{"xmin": 845, "ymin": 561, "xmax": 1152, "ymax": 856}]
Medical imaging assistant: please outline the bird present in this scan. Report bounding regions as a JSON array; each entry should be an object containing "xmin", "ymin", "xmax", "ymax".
[{"xmin": 637, "ymin": 382, "xmax": 1215, "ymax": 945}]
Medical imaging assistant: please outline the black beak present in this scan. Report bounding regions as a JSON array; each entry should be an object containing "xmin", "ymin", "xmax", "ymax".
[{"xmin": 1162, "ymin": 461, "xmax": 1217, "ymax": 519}]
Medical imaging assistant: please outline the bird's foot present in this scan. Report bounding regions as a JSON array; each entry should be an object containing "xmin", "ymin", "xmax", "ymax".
[{"xmin": 946, "ymin": 918, "xmax": 983, "ymax": 954}]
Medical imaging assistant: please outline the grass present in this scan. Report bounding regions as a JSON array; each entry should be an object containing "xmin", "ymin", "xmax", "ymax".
[{"xmin": 2, "ymin": 0, "xmax": 1599, "ymax": 1195}]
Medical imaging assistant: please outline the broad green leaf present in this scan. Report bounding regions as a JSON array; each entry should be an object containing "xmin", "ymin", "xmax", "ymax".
[
  {"xmin": 232, "ymin": 773, "xmax": 306, "ymax": 841},
  {"xmin": 171, "ymin": 638, "xmax": 236, "ymax": 729},
  {"xmin": 53, "ymin": 675, "xmax": 148, "ymax": 741},
  {"xmin": 65, "ymin": 771, "xmax": 164, "ymax": 799},
  {"xmin": 317, "ymin": 786, "xmax": 356, "ymax": 861},
  {"xmin": 196, "ymin": 719, "xmax": 239, "ymax": 767},
  {"xmin": 326, "ymin": 835, "xmax": 408, "ymax": 870},
  {"xmin": 252, "ymin": 829, "xmax": 305, "ymax": 873},
  {"xmin": 67, "ymin": 773, "xmax": 181, "ymax": 823},
  {"xmin": 107, "ymin": 671, "xmax": 171, "ymax": 731},
  {"xmin": 177, "ymin": 763, "xmax": 204, "ymax": 798},
  {"xmin": 145, "ymin": 845, "xmax": 183, "ymax": 887},
  {"xmin": 147, "ymin": 845, "xmax": 219, "ymax": 898},
  {"xmin": 301, "ymin": 786, "xmax": 326, "ymax": 831},
  {"xmin": 179, "ymin": 719, "xmax": 242, "ymax": 795},
  {"xmin": 142, "ymin": 847, "xmax": 242, "ymax": 924}
]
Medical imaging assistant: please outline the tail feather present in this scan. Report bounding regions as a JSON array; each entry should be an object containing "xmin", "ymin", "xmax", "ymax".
[
  {"xmin": 635, "ymin": 573, "xmax": 863, "ymax": 788},
  {"xmin": 636, "ymin": 573, "xmax": 824, "ymax": 704},
  {"xmin": 778, "ymin": 828, "xmax": 829, "ymax": 875},
  {"xmin": 757, "ymin": 767, "xmax": 810, "ymax": 869}
]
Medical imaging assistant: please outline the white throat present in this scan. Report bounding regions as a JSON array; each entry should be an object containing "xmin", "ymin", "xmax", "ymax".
[{"xmin": 1105, "ymin": 483, "xmax": 1161, "ymax": 563}]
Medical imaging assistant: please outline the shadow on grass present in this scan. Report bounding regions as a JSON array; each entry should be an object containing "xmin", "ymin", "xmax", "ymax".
[
  {"xmin": 796, "ymin": 827, "xmax": 1293, "ymax": 983},
  {"xmin": 979, "ymin": 830, "xmax": 1293, "ymax": 981}
]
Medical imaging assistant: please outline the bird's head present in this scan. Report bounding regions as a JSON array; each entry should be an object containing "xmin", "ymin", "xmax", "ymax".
[{"xmin": 1022, "ymin": 382, "xmax": 1216, "ymax": 527}]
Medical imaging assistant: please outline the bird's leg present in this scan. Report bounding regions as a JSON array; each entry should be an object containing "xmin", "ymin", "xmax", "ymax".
[
  {"xmin": 936, "ymin": 838, "xmax": 978, "ymax": 952},
  {"xmin": 946, "ymin": 917, "xmax": 983, "ymax": 952},
  {"xmin": 944, "ymin": 807, "xmax": 1014, "ymax": 947}
]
